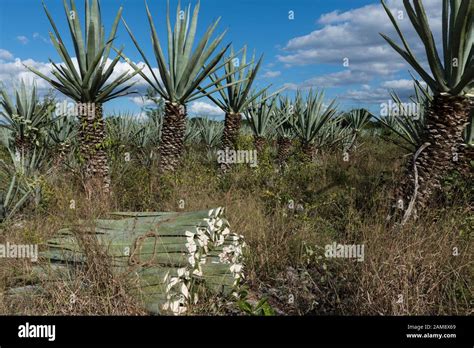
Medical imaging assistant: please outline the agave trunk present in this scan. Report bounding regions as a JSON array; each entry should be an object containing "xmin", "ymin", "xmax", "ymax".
[
  {"xmin": 254, "ymin": 135, "xmax": 266, "ymax": 155},
  {"xmin": 219, "ymin": 112, "xmax": 241, "ymax": 171},
  {"xmin": 396, "ymin": 95, "xmax": 471, "ymax": 213},
  {"xmin": 456, "ymin": 142, "xmax": 474, "ymax": 175},
  {"xmin": 14, "ymin": 136, "xmax": 32, "ymax": 157},
  {"xmin": 301, "ymin": 141, "xmax": 315, "ymax": 162},
  {"xmin": 52, "ymin": 141, "xmax": 71, "ymax": 168},
  {"xmin": 77, "ymin": 103, "xmax": 110, "ymax": 192},
  {"xmin": 277, "ymin": 136, "xmax": 292, "ymax": 166},
  {"xmin": 159, "ymin": 102, "xmax": 187, "ymax": 173}
]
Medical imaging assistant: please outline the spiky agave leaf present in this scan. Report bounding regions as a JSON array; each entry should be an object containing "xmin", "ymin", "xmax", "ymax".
[
  {"xmin": 275, "ymin": 95, "xmax": 296, "ymax": 139},
  {"xmin": 47, "ymin": 114, "xmax": 77, "ymax": 147},
  {"xmin": 25, "ymin": 0, "xmax": 138, "ymax": 103},
  {"xmin": 342, "ymin": 109, "xmax": 373, "ymax": 151},
  {"xmin": 375, "ymin": 81, "xmax": 428, "ymax": 152},
  {"xmin": 183, "ymin": 119, "xmax": 201, "ymax": 146},
  {"xmin": 380, "ymin": 0, "xmax": 473, "ymax": 96},
  {"xmin": 244, "ymin": 93, "xmax": 278, "ymax": 138},
  {"xmin": 344, "ymin": 109, "xmax": 373, "ymax": 134},
  {"xmin": 0, "ymin": 81, "xmax": 55, "ymax": 151},
  {"xmin": 292, "ymin": 89, "xmax": 338, "ymax": 145},
  {"xmin": 205, "ymin": 46, "xmax": 277, "ymax": 113},
  {"xmin": 122, "ymin": 1, "xmax": 237, "ymax": 104},
  {"xmin": 197, "ymin": 117, "xmax": 224, "ymax": 148},
  {"xmin": 316, "ymin": 116, "xmax": 351, "ymax": 150},
  {"xmin": 0, "ymin": 173, "xmax": 32, "ymax": 223},
  {"xmin": 106, "ymin": 112, "xmax": 143, "ymax": 149}
]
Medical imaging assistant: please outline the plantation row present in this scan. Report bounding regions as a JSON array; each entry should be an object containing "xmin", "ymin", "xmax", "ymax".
[{"xmin": 0, "ymin": 0, "xmax": 473, "ymax": 223}]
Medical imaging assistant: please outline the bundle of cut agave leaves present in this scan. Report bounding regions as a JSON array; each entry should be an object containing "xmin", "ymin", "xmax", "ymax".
[{"xmin": 12, "ymin": 207, "xmax": 246, "ymax": 315}]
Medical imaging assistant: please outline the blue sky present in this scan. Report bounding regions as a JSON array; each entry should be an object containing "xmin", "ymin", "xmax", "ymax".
[{"xmin": 0, "ymin": 0, "xmax": 442, "ymax": 118}]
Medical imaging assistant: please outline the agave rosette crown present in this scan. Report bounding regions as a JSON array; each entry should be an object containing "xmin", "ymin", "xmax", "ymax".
[
  {"xmin": 122, "ymin": 1, "xmax": 240, "ymax": 104},
  {"xmin": 26, "ymin": 0, "xmax": 139, "ymax": 103},
  {"xmin": 380, "ymin": 0, "xmax": 473, "ymax": 96},
  {"xmin": 293, "ymin": 89, "xmax": 338, "ymax": 145}
]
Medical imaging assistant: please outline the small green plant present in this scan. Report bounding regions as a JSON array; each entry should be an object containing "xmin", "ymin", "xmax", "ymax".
[{"xmin": 237, "ymin": 289, "xmax": 275, "ymax": 316}]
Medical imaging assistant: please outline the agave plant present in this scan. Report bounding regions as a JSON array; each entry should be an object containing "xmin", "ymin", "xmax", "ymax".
[
  {"xmin": 292, "ymin": 89, "xmax": 338, "ymax": 161},
  {"xmin": 316, "ymin": 116, "xmax": 351, "ymax": 152},
  {"xmin": 0, "ymin": 174, "xmax": 32, "ymax": 223},
  {"xmin": 47, "ymin": 114, "xmax": 78, "ymax": 166},
  {"xmin": 342, "ymin": 109, "xmax": 372, "ymax": 151},
  {"xmin": 274, "ymin": 96, "xmax": 295, "ymax": 166},
  {"xmin": 122, "ymin": 1, "xmax": 238, "ymax": 173},
  {"xmin": 380, "ymin": 0, "xmax": 473, "ymax": 211},
  {"xmin": 204, "ymin": 46, "xmax": 275, "ymax": 169},
  {"xmin": 376, "ymin": 82, "xmax": 428, "ymax": 152},
  {"xmin": 25, "ymin": 0, "xmax": 139, "ymax": 192},
  {"xmin": 244, "ymin": 93, "xmax": 278, "ymax": 154},
  {"xmin": 106, "ymin": 112, "xmax": 142, "ymax": 152},
  {"xmin": 197, "ymin": 117, "xmax": 224, "ymax": 151},
  {"xmin": 0, "ymin": 144, "xmax": 48, "ymax": 219},
  {"xmin": 183, "ymin": 119, "xmax": 201, "ymax": 146},
  {"xmin": 0, "ymin": 81, "xmax": 55, "ymax": 155}
]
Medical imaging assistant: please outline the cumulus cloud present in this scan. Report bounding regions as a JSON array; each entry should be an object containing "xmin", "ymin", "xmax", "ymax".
[
  {"xmin": 0, "ymin": 49, "xmax": 14, "ymax": 61},
  {"xmin": 0, "ymin": 52, "xmax": 159, "ymax": 99},
  {"xmin": 188, "ymin": 101, "xmax": 224, "ymax": 117},
  {"xmin": 341, "ymin": 80, "xmax": 423, "ymax": 105},
  {"xmin": 381, "ymin": 79, "xmax": 426, "ymax": 90},
  {"xmin": 277, "ymin": 0, "xmax": 442, "ymax": 80},
  {"xmin": 16, "ymin": 36, "xmax": 29, "ymax": 45},
  {"xmin": 300, "ymin": 70, "xmax": 372, "ymax": 89},
  {"xmin": 130, "ymin": 96, "xmax": 154, "ymax": 107},
  {"xmin": 262, "ymin": 70, "xmax": 281, "ymax": 78},
  {"xmin": 33, "ymin": 32, "xmax": 50, "ymax": 44}
]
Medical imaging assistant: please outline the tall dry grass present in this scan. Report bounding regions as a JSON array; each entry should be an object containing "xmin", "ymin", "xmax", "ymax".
[{"xmin": 0, "ymin": 136, "xmax": 471, "ymax": 315}]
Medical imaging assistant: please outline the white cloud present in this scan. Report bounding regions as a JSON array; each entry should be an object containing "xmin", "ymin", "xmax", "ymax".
[
  {"xmin": 130, "ymin": 96, "xmax": 154, "ymax": 107},
  {"xmin": 0, "ymin": 49, "xmax": 13, "ymax": 61},
  {"xmin": 277, "ymin": 0, "xmax": 442, "ymax": 79},
  {"xmin": 381, "ymin": 79, "xmax": 426, "ymax": 90},
  {"xmin": 262, "ymin": 70, "xmax": 281, "ymax": 78},
  {"xmin": 0, "ymin": 53, "xmax": 159, "ymax": 99},
  {"xmin": 282, "ymin": 82, "xmax": 299, "ymax": 91},
  {"xmin": 341, "ymin": 79, "xmax": 424, "ymax": 105},
  {"xmin": 188, "ymin": 101, "xmax": 224, "ymax": 116},
  {"xmin": 16, "ymin": 36, "xmax": 29, "ymax": 45},
  {"xmin": 33, "ymin": 32, "xmax": 50, "ymax": 44},
  {"xmin": 301, "ymin": 70, "xmax": 372, "ymax": 88}
]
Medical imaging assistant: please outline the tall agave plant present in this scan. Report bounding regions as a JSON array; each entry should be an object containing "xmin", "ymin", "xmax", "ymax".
[
  {"xmin": 343, "ymin": 109, "xmax": 372, "ymax": 151},
  {"xmin": 275, "ymin": 96, "xmax": 295, "ymax": 166},
  {"xmin": 0, "ymin": 81, "xmax": 54, "ymax": 155},
  {"xmin": 376, "ymin": 81, "xmax": 428, "ymax": 152},
  {"xmin": 380, "ymin": 0, "xmax": 473, "ymax": 211},
  {"xmin": 292, "ymin": 89, "xmax": 337, "ymax": 161},
  {"xmin": 204, "ymin": 46, "xmax": 272, "ymax": 169},
  {"xmin": 244, "ymin": 93, "xmax": 277, "ymax": 154},
  {"xmin": 122, "ymin": 1, "xmax": 235, "ymax": 173},
  {"xmin": 25, "ymin": 0, "xmax": 138, "ymax": 192}
]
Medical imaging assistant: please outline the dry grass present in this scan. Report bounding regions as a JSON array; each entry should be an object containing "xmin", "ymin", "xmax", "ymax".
[{"xmin": 0, "ymin": 136, "xmax": 472, "ymax": 315}]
